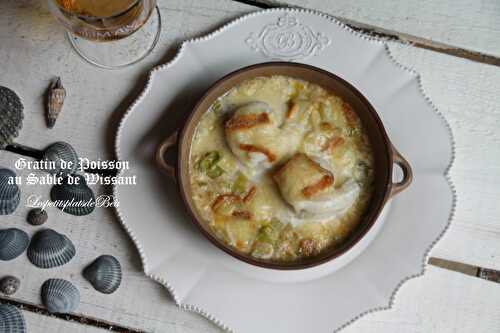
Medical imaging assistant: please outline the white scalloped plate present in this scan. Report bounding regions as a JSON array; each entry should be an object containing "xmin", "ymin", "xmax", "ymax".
[{"xmin": 114, "ymin": 9, "xmax": 454, "ymax": 333}]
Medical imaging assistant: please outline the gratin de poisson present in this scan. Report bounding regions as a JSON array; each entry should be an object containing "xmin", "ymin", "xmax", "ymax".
[{"xmin": 189, "ymin": 76, "xmax": 374, "ymax": 261}]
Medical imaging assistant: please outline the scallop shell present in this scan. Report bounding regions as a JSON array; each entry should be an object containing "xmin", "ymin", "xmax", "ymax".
[
  {"xmin": 50, "ymin": 175, "xmax": 95, "ymax": 216},
  {"xmin": 0, "ymin": 168, "xmax": 20, "ymax": 215},
  {"xmin": 0, "ymin": 86, "xmax": 24, "ymax": 149},
  {"xmin": 83, "ymin": 255, "xmax": 122, "ymax": 294},
  {"xmin": 0, "ymin": 304, "xmax": 26, "ymax": 333},
  {"xmin": 46, "ymin": 77, "xmax": 66, "ymax": 129},
  {"xmin": 0, "ymin": 275, "xmax": 20, "ymax": 295},
  {"xmin": 0, "ymin": 228, "xmax": 29, "ymax": 261},
  {"xmin": 27, "ymin": 208, "xmax": 48, "ymax": 226},
  {"xmin": 27, "ymin": 229, "xmax": 75, "ymax": 268},
  {"xmin": 41, "ymin": 278, "xmax": 80, "ymax": 314},
  {"xmin": 42, "ymin": 141, "xmax": 79, "ymax": 176}
]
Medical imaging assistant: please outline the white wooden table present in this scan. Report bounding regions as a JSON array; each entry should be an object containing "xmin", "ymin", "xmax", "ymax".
[{"xmin": 1, "ymin": 1, "xmax": 499, "ymax": 332}]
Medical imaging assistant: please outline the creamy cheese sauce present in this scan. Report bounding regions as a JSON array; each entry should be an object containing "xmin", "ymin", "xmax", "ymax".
[{"xmin": 189, "ymin": 76, "xmax": 374, "ymax": 261}]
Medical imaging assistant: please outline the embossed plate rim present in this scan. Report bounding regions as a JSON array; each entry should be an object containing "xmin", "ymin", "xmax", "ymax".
[{"xmin": 113, "ymin": 8, "xmax": 455, "ymax": 333}]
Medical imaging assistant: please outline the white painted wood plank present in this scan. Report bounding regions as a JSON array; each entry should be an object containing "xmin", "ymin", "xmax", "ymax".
[
  {"xmin": 254, "ymin": 0, "xmax": 500, "ymax": 58},
  {"xmin": 344, "ymin": 266, "xmax": 500, "ymax": 333},
  {"xmin": 384, "ymin": 41, "xmax": 500, "ymax": 271},
  {"xmin": 0, "ymin": 0, "xmax": 254, "ymax": 332},
  {"xmin": 1, "ymin": 1, "xmax": 500, "ymax": 333}
]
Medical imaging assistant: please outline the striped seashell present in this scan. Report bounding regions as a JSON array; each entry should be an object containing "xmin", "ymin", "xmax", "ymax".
[
  {"xmin": 46, "ymin": 77, "xmax": 66, "ymax": 129},
  {"xmin": 0, "ymin": 86, "xmax": 24, "ymax": 149},
  {"xmin": 27, "ymin": 229, "xmax": 75, "ymax": 269},
  {"xmin": 41, "ymin": 278, "xmax": 80, "ymax": 314},
  {"xmin": 42, "ymin": 141, "xmax": 79, "ymax": 176},
  {"xmin": 0, "ymin": 228, "xmax": 29, "ymax": 261},
  {"xmin": 50, "ymin": 175, "xmax": 95, "ymax": 216},
  {"xmin": 0, "ymin": 168, "xmax": 20, "ymax": 215},
  {"xmin": 0, "ymin": 304, "xmax": 26, "ymax": 333},
  {"xmin": 83, "ymin": 255, "xmax": 122, "ymax": 294}
]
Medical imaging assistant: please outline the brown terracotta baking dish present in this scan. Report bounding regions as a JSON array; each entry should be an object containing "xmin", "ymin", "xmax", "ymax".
[{"xmin": 155, "ymin": 62, "xmax": 412, "ymax": 270}]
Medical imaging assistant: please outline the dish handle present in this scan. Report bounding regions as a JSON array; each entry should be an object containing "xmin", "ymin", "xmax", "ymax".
[
  {"xmin": 389, "ymin": 145, "xmax": 413, "ymax": 198},
  {"xmin": 156, "ymin": 130, "xmax": 178, "ymax": 180}
]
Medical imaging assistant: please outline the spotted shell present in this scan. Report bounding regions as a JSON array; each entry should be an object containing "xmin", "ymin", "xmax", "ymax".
[
  {"xmin": 0, "ymin": 228, "xmax": 29, "ymax": 261},
  {"xmin": 41, "ymin": 278, "xmax": 80, "ymax": 314},
  {"xmin": 46, "ymin": 77, "xmax": 66, "ymax": 129},
  {"xmin": 0, "ymin": 304, "xmax": 26, "ymax": 333},
  {"xmin": 27, "ymin": 208, "xmax": 48, "ymax": 226},
  {"xmin": 0, "ymin": 168, "xmax": 21, "ymax": 215},
  {"xmin": 42, "ymin": 141, "xmax": 79, "ymax": 176},
  {"xmin": 0, "ymin": 275, "xmax": 20, "ymax": 295},
  {"xmin": 83, "ymin": 255, "xmax": 122, "ymax": 294},
  {"xmin": 0, "ymin": 86, "xmax": 24, "ymax": 149},
  {"xmin": 27, "ymin": 229, "xmax": 75, "ymax": 268},
  {"xmin": 50, "ymin": 175, "xmax": 95, "ymax": 216}
]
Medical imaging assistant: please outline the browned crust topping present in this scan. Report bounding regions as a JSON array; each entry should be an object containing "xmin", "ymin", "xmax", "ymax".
[
  {"xmin": 211, "ymin": 191, "xmax": 254, "ymax": 219},
  {"xmin": 286, "ymin": 102, "xmax": 300, "ymax": 119},
  {"xmin": 319, "ymin": 122, "xmax": 334, "ymax": 131},
  {"xmin": 299, "ymin": 238, "xmax": 318, "ymax": 256},
  {"xmin": 236, "ymin": 240, "xmax": 245, "ymax": 249},
  {"xmin": 322, "ymin": 136, "xmax": 345, "ymax": 152},
  {"xmin": 301, "ymin": 174, "xmax": 334, "ymax": 198},
  {"xmin": 211, "ymin": 194, "xmax": 241, "ymax": 211},
  {"xmin": 225, "ymin": 112, "xmax": 270, "ymax": 131},
  {"xmin": 232, "ymin": 210, "xmax": 253, "ymax": 219},
  {"xmin": 239, "ymin": 144, "xmax": 277, "ymax": 162},
  {"xmin": 342, "ymin": 101, "xmax": 358, "ymax": 126},
  {"xmin": 242, "ymin": 186, "xmax": 257, "ymax": 203}
]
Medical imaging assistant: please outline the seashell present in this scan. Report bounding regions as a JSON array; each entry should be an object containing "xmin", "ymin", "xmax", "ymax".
[
  {"xmin": 0, "ymin": 304, "xmax": 26, "ymax": 333},
  {"xmin": 0, "ymin": 168, "xmax": 20, "ymax": 215},
  {"xmin": 41, "ymin": 278, "xmax": 80, "ymax": 314},
  {"xmin": 27, "ymin": 208, "xmax": 48, "ymax": 226},
  {"xmin": 27, "ymin": 229, "xmax": 75, "ymax": 268},
  {"xmin": 42, "ymin": 141, "xmax": 79, "ymax": 176},
  {"xmin": 83, "ymin": 255, "xmax": 122, "ymax": 294},
  {"xmin": 0, "ymin": 86, "xmax": 24, "ymax": 149},
  {"xmin": 46, "ymin": 77, "xmax": 66, "ymax": 129},
  {"xmin": 0, "ymin": 228, "xmax": 29, "ymax": 261},
  {"xmin": 0, "ymin": 275, "xmax": 20, "ymax": 295},
  {"xmin": 50, "ymin": 175, "xmax": 95, "ymax": 216}
]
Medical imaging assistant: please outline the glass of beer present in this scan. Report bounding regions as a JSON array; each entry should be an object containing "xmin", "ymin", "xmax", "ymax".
[{"xmin": 48, "ymin": 0, "xmax": 161, "ymax": 69}]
